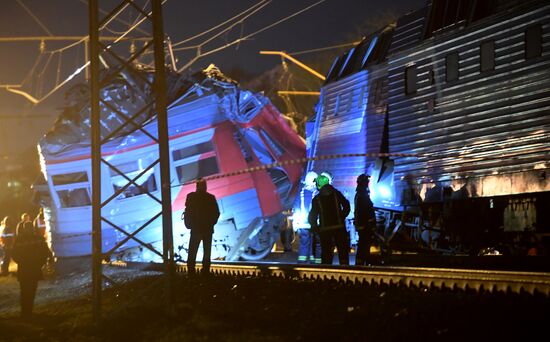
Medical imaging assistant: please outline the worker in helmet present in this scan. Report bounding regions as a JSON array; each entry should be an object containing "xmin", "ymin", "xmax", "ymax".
[
  {"xmin": 296, "ymin": 172, "xmax": 321, "ymax": 264},
  {"xmin": 354, "ymin": 174, "xmax": 376, "ymax": 266},
  {"xmin": 308, "ymin": 174, "xmax": 351, "ymax": 265}
]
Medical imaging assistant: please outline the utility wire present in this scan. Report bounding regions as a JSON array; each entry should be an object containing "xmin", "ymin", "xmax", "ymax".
[
  {"xmin": 16, "ymin": 0, "xmax": 53, "ymax": 36},
  {"xmin": 78, "ymin": 0, "xmax": 150, "ymax": 36},
  {"xmin": 289, "ymin": 41, "xmax": 358, "ymax": 56},
  {"xmin": 172, "ymin": 1, "xmax": 270, "ymax": 53},
  {"xmin": 6, "ymin": 0, "xmax": 168, "ymax": 105},
  {"xmin": 176, "ymin": 0, "xmax": 326, "ymax": 73},
  {"xmin": 172, "ymin": 0, "xmax": 269, "ymax": 48}
]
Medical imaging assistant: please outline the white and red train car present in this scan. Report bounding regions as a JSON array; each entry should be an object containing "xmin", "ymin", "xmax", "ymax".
[{"xmin": 36, "ymin": 66, "xmax": 305, "ymax": 261}]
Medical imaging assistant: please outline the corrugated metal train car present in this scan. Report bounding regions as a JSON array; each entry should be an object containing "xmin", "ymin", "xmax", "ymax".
[{"xmin": 295, "ymin": 0, "xmax": 550, "ymax": 256}]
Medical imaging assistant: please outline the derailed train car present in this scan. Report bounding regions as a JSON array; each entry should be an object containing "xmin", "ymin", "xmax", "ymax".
[
  {"xmin": 36, "ymin": 65, "xmax": 305, "ymax": 261},
  {"xmin": 295, "ymin": 0, "xmax": 550, "ymax": 255}
]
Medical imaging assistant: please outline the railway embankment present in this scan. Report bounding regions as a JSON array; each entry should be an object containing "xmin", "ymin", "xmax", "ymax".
[{"xmin": 1, "ymin": 259, "xmax": 549, "ymax": 341}]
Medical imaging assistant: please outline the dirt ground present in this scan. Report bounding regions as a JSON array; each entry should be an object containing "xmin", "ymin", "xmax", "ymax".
[{"xmin": 1, "ymin": 260, "xmax": 549, "ymax": 341}]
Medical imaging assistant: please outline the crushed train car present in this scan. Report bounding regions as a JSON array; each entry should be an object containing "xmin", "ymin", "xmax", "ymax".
[
  {"xmin": 293, "ymin": 0, "xmax": 550, "ymax": 255},
  {"xmin": 35, "ymin": 65, "xmax": 305, "ymax": 261}
]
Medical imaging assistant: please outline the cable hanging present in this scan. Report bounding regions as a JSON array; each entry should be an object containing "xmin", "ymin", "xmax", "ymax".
[{"xmin": 175, "ymin": 0, "xmax": 326, "ymax": 73}]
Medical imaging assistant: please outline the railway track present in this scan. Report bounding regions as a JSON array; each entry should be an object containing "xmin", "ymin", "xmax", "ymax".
[{"xmin": 111, "ymin": 261, "xmax": 550, "ymax": 296}]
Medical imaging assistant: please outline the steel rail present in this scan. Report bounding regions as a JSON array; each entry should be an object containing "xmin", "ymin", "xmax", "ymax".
[{"xmin": 111, "ymin": 261, "xmax": 550, "ymax": 296}]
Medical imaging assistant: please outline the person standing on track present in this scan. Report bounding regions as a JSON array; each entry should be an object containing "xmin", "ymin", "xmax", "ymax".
[
  {"xmin": 308, "ymin": 174, "xmax": 351, "ymax": 265},
  {"xmin": 184, "ymin": 178, "xmax": 220, "ymax": 276},
  {"xmin": 354, "ymin": 174, "xmax": 376, "ymax": 266}
]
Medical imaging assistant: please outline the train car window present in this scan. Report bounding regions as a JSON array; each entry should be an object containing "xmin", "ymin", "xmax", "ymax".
[
  {"xmin": 525, "ymin": 24, "xmax": 542, "ymax": 60},
  {"xmin": 425, "ymin": 0, "xmax": 493, "ymax": 38},
  {"xmin": 57, "ymin": 188, "xmax": 91, "ymax": 208},
  {"xmin": 238, "ymin": 91, "xmax": 262, "ymax": 121},
  {"xmin": 373, "ymin": 79, "xmax": 384, "ymax": 106},
  {"xmin": 337, "ymin": 48, "xmax": 355, "ymax": 78},
  {"xmin": 480, "ymin": 41, "xmax": 495, "ymax": 72},
  {"xmin": 110, "ymin": 161, "xmax": 157, "ymax": 199},
  {"xmin": 173, "ymin": 139, "xmax": 219, "ymax": 184},
  {"xmin": 427, "ymin": 66, "xmax": 435, "ymax": 85},
  {"xmin": 358, "ymin": 85, "xmax": 366, "ymax": 109},
  {"xmin": 51, "ymin": 172, "xmax": 91, "ymax": 208},
  {"xmin": 52, "ymin": 172, "xmax": 88, "ymax": 185},
  {"xmin": 260, "ymin": 129, "xmax": 284, "ymax": 157},
  {"xmin": 342, "ymin": 90, "xmax": 353, "ymax": 113},
  {"xmin": 405, "ymin": 65, "xmax": 417, "ymax": 95},
  {"xmin": 361, "ymin": 36, "xmax": 379, "ymax": 68},
  {"xmin": 325, "ymin": 56, "xmax": 342, "ymax": 82},
  {"xmin": 333, "ymin": 94, "xmax": 341, "ymax": 116},
  {"xmin": 446, "ymin": 52, "xmax": 459, "ymax": 82},
  {"xmin": 172, "ymin": 141, "xmax": 215, "ymax": 161},
  {"xmin": 175, "ymin": 157, "xmax": 219, "ymax": 184},
  {"xmin": 341, "ymin": 41, "xmax": 367, "ymax": 77}
]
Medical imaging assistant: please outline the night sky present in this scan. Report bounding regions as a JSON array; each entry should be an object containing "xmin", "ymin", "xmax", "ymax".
[{"xmin": 0, "ymin": 0, "xmax": 425, "ymax": 157}]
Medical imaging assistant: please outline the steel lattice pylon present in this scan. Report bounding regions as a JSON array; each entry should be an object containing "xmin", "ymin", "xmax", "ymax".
[{"xmin": 89, "ymin": 0, "xmax": 174, "ymax": 324}]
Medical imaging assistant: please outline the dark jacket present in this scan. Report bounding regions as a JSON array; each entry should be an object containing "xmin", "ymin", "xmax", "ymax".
[
  {"xmin": 12, "ymin": 233, "xmax": 50, "ymax": 282},
  {"xmin": 184, "ymin": 190, "xmax": 220, "ymax": 233},
  {"xmin": 308, "ymin": 184, "xmax": 350, "ymax": 232},
  {"xmin": 354, "ymin": 188, "xmax": 376, "ymax": 231}
]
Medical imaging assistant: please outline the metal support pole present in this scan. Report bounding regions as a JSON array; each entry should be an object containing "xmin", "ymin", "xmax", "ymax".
[
  {"xmin": 151, "ymin": 0, "xmax": 175, "ymax": 312},
  {"xmin": 84, "ymin": 38, "xmax": 89, "ymax": 81},
  {"xmin": 89, "ymin": 0, "xmax": 102, "ymax": 326}
]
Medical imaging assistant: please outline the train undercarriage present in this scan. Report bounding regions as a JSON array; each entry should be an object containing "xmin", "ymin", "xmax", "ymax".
[{"xmin": 370, "ymin": 191, "xmax": 550, "ymax": 258}]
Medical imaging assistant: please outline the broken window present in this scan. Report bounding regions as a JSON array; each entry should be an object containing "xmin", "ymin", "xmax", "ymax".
[
  {"xmin": 173, "ymin": 141, "xmax": 219, "ymax": 185},
  {"xmin": 110, "ymin": 160, "xmax": 157, "ymax": 199},
  {"xmin": 525, "ymin": 24, "xmax": 542, "ymax": 60},
  {"xmin": 173, "ymin": 141, "xmax": 215, "ymax": 161},
  {"xmin": 446, "ymin": 52, "xmax": 459, "ymax": 82},
  {"xmin": 405, "ymin": 65, "xmax": 417, "ymax": 95},
  {"xmin": 57, "ymin": 188, "xmax": 91, "ymax": 208},
  {"xmin": 175, "ymin": 157, "xmax": 219, "ymax": 184},
  {"xmin": 480, "ymin": 41, "xmax": 495, "ymax": 72},
  {"xmin": 52, "ymin": 172, "xmax": 91, "ymax": 208},
  {"xmin": 238, "ymin": 91, "xmax": 262, "ymax": 121},
  {"xmin": 52, "ymin": 172, "xmax": 88, "ymax": 185}
]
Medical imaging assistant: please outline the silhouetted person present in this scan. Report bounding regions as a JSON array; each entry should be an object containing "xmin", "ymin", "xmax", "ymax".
[
  {"xmin": 1, "ymin": 216, "xmax": 16, "ymax": 275},
  {"xmin": 308, "ymin": 174, "xmax": 351, "ymax": 265},
  {"xmin": 354, "ymin": 174, "xmax": 376, "ymax": 266},
  {"xmin": 16, "ymin": 212, "xmax": 32, "ymax": 235},
  {"xmin": 12, "ymin": 221, "xmax": 51, "ymax": 319},
  {"xmin": 184, "ymin": 178, "xmax": 220, "ymax": 275}
]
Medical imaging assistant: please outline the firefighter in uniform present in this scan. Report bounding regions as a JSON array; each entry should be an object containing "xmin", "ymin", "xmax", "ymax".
[
  {"xmin": 296, "ymin": 172, "xmax": 321, "ymax": 264},
  {"xmin": 308, "ymin": 174, "xmax": 351, "ymax": 265}
]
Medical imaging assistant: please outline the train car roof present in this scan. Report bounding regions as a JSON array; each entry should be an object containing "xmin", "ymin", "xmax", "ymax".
[{"xmin": 324, "ymin": 0, "xmax": 542, "ymax": 85}]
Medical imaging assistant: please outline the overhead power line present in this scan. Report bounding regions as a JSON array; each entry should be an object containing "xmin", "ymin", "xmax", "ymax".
[
  {"xmin": 16, "ymin": 0, "xmax": 53, "ymax": 36},
  {"xmin": 175, "ymin": 0, "xmax": 326, "ymax": 73},
  {"xmin": 172, "ymin": 0, "xmax": 271, "ymax": 48}
]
